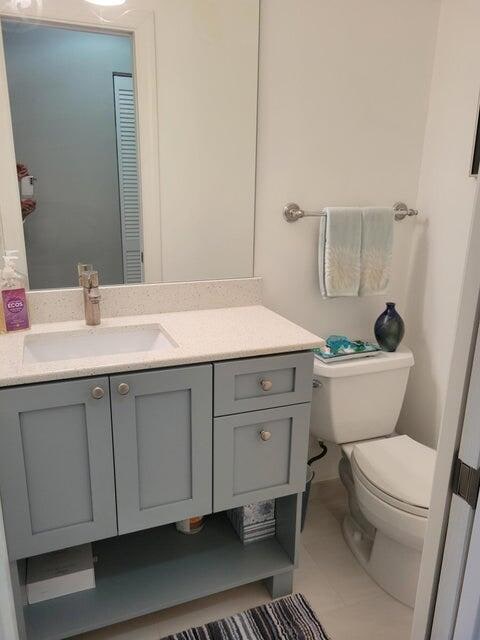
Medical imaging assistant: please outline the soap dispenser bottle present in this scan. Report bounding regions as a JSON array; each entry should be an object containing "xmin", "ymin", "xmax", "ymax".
[{"xmin": 1, "ymin": 250, "xmax": 30, "ymax": 332}]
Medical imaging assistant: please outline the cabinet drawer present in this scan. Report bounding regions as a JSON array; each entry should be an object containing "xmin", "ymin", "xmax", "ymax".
[
  {"xmin": 214, "ymin": 352, "xmax": 313, "ymax": 416},
  {"xmin": 213, "ymin": 404, "xmax": 310, "ymax": 510}
]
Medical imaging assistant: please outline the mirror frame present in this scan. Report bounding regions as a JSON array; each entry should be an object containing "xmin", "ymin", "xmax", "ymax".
[{"xmin": 0, "ymin": 3, "xmax": 162, "ymax": 285}]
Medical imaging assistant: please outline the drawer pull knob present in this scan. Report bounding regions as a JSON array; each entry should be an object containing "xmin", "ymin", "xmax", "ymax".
[
  {"xmin": 260, "ymin": 378, "xmax": 273, "ymax": 392},
  {"xmin": 91, "ymin": 386, "xmax": 105, "ymax": 400},
  {"xmin": 260, "ymin": 430, "xmax": 272, "ymax": 441},
  {"xmin": 117, "ymin": 382, "xmax": 130, "ymax": 396}
]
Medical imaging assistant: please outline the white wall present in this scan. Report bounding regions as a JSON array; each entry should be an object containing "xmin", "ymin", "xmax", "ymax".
[
  {"xmin": 254, "ymin": 0, "xmax": 441, "ymax": 478},
  {"xmin": 156, "ymin": 0, "xmax": 259, "ymax": 283},
  {"xmin": 397, "ymin": 0, "xmax": 480, "ymax": 449},
  {"xmin": 408, "ymin": 3, "xmax": 480, "ymax": 633}
]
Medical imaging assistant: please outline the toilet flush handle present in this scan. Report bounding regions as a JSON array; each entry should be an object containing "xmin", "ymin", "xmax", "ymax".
[{"xmin": 312, "ymin": 378, "xmax": 323, "ymax": 389}]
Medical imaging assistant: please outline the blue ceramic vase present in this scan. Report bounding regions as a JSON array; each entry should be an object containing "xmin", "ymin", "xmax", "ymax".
[{"xmin": 374, "ymin": 302, "xmax": 405, "ymax": 352}]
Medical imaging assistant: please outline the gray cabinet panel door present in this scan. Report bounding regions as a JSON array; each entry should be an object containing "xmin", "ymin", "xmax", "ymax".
[
  {"xmin": 213, "ymin": 403, "xmax": 311, "ymax": 510},
  {"xmin": 214, "ymin": 352, "xmax": 313, "ymax": 416},
  {"xmin": 0, "ymin": 378, "xmax": 117, "ymax": 559},
  {"xmin": 110, "ymin": 365, "xmax": 212, "ymax": 534}
]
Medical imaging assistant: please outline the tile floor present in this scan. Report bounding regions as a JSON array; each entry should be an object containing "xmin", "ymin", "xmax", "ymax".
[{"xmin": 79, "ymin": 479, "xmax": 413, "ymax": 640}]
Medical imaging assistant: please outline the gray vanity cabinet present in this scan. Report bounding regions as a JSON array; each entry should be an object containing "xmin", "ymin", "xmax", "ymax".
[
  {"xmin": 110, "ymin": 365, "xmax": 213, "ymax": 534},
  {"xmin": 5, "ymin": 353, "xmax": 314, "ymax": 640},
  {"xmin": 0, "ymin": 378, "xmax": 117, "ymax": 560}
]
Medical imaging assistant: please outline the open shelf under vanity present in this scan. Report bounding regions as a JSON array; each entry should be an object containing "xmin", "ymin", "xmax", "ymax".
[{"xmin": 21, "ymin": 510, "xmax": 296, "ymax": 640}]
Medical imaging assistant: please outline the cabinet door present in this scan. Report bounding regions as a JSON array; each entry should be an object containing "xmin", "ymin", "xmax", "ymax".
[
  {"xmin": 110, "ymin": 365, "xmax": 212, "ymax": 534},
  {"xmin": 0, "ymin": 378, "xmax": 117, "ymax": 559},
  {"xmin": 213, "ymin": 404, "xmax": 310, "ymax": 510}
]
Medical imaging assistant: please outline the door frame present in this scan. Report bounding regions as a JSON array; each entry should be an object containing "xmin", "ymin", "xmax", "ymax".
[
  {"xmin": 0, "ymin": 3, "xmax": 162, "ymax": 283},
  {"xmin": 411, "ymin": 179, "xmax": 480, "ymax": 639}
]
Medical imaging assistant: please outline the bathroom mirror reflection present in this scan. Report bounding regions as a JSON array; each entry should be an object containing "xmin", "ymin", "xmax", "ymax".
[
  {"xmin": 0, "ymin": 1, "xmax": 259, "ymax": 289},
  {"xmin": 2, "ymin": 20, "xmax": 139, "ymax": 290}
]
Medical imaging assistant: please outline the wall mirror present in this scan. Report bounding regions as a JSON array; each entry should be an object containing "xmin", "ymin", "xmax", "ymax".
[{"xmin": 0, "ymin": 0, "xmax": 259, "ymax": 290}]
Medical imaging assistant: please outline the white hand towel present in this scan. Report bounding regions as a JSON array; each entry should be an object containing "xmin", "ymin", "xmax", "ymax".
[
  {"xmin": 359, "ymin": 207, "xmax": 394, "ymax": 296},
  {"xmin": 318, "ymin": 207, "xmax": 362, "ymax": 298}
]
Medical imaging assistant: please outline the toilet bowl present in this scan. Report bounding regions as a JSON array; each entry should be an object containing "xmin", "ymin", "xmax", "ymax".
[
  {"xmin": 341, "ymin": 435, "xmax": 434, "ymax": 607},
  {"xmin": 309, "ymin": 348, "xmax": 436, "ymax": 607}
]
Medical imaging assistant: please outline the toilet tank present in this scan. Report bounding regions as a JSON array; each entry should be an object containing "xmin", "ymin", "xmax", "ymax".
[{"xmin": 310, "ymin": 348, "xmax": 414, "ymax": 444}]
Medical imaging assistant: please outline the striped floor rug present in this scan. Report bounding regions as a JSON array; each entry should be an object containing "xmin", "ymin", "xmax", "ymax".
[{"xmin": 161, "ymin": 593, "xmax": 331, "ymax": 640}]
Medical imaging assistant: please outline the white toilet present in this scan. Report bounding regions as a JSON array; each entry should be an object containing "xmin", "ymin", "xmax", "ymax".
[{"xmin": 310, "ymin": 347, "xmax": 436, "ymax": 608}]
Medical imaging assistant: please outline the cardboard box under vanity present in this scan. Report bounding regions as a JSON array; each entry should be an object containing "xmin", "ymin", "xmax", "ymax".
[
  {"xmin": 26, "ymin": 544, "xmax": 95, "ymax": 605},
  {"xmin": 227, "ymin": 500, "xmax": 276, "ymax": 544}
]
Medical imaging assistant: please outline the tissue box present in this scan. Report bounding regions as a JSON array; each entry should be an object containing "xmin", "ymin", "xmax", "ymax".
[
  {"xmin": 26, "ymin": 544, "xmax": 95, "ymax": 604},
  {"xmin": 227, "ymin": 500, "xmax": 275, "ymax": 544}
]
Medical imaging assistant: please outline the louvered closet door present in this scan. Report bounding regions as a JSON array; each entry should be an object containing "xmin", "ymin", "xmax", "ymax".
[{"xmin": 113, "ymin": 73, "xmax": 143, "ymax": 283}]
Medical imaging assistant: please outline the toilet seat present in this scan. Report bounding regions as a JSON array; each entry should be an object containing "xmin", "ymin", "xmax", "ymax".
[
  {"xmin": 351, "ymin": 435, "xmax": 435, "ymax": 516},
  {"xmin": 351, "ymin": 455, "xmax": 429, "ymax": 518},
  {"xmin": 349, "ymin": 435, "xmax": 436, "ymax": 552}
]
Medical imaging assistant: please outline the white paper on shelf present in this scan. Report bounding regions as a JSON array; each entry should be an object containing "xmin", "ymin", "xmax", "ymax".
[{"xmin": 26, "ymin": 544, "xmax": 95, "ymax": 605}]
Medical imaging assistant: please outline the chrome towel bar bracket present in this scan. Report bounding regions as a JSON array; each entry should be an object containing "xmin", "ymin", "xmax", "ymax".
[{"xmin": 283, "ymin": 201, "xmax": 419, "ymax": 223}]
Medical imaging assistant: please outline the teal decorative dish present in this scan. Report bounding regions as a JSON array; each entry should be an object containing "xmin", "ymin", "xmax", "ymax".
[{"xmin": 314, "ymin": 335, "xmax": 382, "ymax": 363}]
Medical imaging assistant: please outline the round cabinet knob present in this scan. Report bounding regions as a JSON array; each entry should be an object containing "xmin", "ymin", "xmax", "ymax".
[
  {"xmin": 259, "ymin": 378, "xmax": 273, "ymax": 392},
  {"xmin": 91, "ymin": 386, "xmax": 105, "ymax": 400},
  {"xmin": 260, "ymin": 430, "xmax": 272, "ymax": 441},
  {"xmin": 117, "ymin": 383, "xmax": 130, "ymax": 396}
]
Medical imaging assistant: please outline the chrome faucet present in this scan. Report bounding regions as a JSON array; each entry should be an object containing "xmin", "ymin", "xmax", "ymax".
[{"xmin": 77, "ymin": 263, "xmax": 101, "ymax": 326}]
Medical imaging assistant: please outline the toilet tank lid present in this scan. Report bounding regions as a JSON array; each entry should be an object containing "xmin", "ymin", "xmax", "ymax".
[
  {"xmin": 353, "ymin": 435, "xmax": 436, "ymax": 509},
  {"xmin": 313, "ymin": 346, "xmax": 414, "ymax": 378}
]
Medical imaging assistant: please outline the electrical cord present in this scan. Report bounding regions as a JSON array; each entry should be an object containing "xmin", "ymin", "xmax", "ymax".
[{"xmin": 308, "ymin": 441, "xmax": 328, "ymax": 466}]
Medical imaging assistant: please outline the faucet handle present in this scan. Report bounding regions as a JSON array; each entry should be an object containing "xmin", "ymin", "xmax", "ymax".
[
  {"xmin": 79, "ymin": 270, "xmax": 99, "ymax": 289},
  {"xmin": 77, "ymin": 262, "xmax": 93, "ymax": 278},
  {"xmin": 79, "ymin": 272, "xmax": 89, "ymax": 288},
  {"xmin": 77, "ymin": 263, "xmax": 93, "ymax": 285},
  {"xmin": 88, "ymin": 270, "xmax": 99, "ymax": 288}
]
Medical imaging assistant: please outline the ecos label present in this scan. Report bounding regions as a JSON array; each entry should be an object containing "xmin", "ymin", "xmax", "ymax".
[{"xmin": 2, "ymin": 289, "xmax": 29, "ymax": 331}]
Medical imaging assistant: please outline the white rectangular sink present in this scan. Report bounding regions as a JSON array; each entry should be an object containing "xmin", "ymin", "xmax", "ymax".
[{"xmin": 23, "ymin": 324, "xmax": 177, "ymax": 364}]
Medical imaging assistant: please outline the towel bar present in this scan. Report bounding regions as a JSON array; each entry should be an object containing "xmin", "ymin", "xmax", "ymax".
[{"xmin": 283, "ymin": 201, "xmax": 419, "ymax": 223}]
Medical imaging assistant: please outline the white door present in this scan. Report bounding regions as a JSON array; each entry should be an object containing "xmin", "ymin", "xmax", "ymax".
[
  {"xmin": 113, "ymin": 73, "xmax": 143, "ymax": 284},
  {"xmin": 430, "ymin": 318, "xmax": 480, "ymax": 639},
  {"xmin": 448, "ymin": 322, "xmax": 480, "ymax": 640}
]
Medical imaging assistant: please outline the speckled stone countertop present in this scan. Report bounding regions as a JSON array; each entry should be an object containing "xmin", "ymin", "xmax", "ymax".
[{"xmin": 0, "ymin": 305, "xmax": 323, "ymax": 387}]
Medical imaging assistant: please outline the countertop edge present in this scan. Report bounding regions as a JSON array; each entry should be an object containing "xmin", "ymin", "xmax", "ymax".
[{"xmin": 0, "ymin": 341, "xmax": 320, "ymax": 388}]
